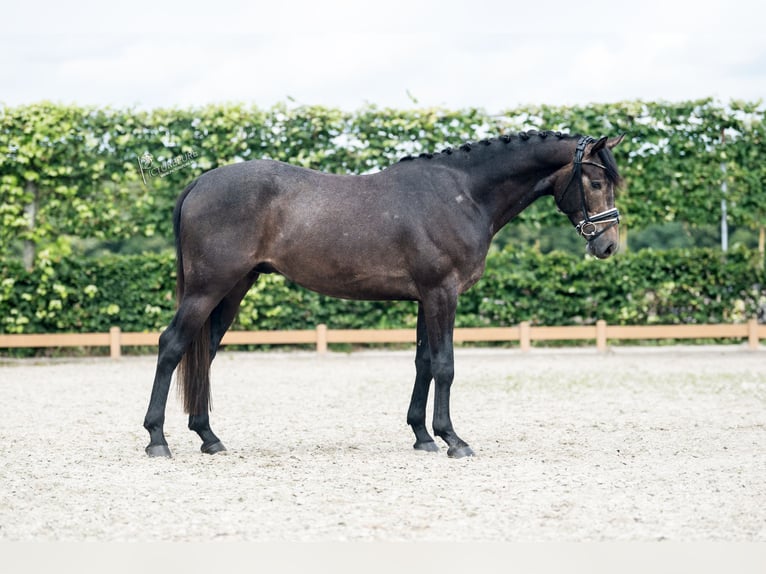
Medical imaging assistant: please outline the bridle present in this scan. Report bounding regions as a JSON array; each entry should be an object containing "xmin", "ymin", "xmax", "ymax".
[{"xmin": 560, "ymin": 136, "xmax": 620, "ymax": 242}]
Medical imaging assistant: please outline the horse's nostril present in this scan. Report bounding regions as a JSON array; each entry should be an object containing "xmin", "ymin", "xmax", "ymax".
[{"xmin": 603, "ymin": 242, "xmax": 617, "ymax": 257}]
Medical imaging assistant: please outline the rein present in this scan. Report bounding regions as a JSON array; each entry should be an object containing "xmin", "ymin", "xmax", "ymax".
[{"xmin": 562, "ymin": 136, "xmax": 620, "ymax": 242}]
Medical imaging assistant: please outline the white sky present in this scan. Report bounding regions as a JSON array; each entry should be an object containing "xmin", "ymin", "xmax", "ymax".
[{"xmin": 2, "ymin": 0, "xmax": 765, "ymax": 112}]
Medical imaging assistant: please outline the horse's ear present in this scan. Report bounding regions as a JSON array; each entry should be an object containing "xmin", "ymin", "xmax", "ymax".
[
  {"xmin": 607, "ymin": 133, "xmax": 626, "ymax": 149},
  {"xmin": 590, "ymin": 134, "xmax": 625, "ymax": 155},
  {"xmin": 590, "ymin": 136, "xmax": 609, "ymax": 154}
]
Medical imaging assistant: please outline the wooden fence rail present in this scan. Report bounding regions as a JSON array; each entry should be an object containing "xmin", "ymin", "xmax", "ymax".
[{"xmin": 0, "ymin": 319, "xmax": 763, "ymax": 358}]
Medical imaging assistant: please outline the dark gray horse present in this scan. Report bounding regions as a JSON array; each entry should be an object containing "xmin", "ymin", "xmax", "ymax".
[{"xmin": 143, "ymin": 131, "xmax": 624, "ymax": 458}]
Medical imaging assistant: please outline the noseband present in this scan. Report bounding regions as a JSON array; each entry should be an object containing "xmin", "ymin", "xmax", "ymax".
[{"xmin": 561, "ymin": 136, "xmax": 620, "ymax": 242}]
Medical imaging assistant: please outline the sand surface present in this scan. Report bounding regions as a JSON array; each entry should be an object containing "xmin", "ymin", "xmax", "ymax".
[{"xmin": 1, "ymin": 346, "xmax": 764, "ymax": 541}]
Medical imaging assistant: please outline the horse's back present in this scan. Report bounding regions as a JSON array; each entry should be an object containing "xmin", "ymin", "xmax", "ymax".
[{"xmin": 178, "ymin": 159, "xmax": 486, "ymax": 300}]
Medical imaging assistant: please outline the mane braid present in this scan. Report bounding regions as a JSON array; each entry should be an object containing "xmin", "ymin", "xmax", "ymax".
[{"xmin": 396, "ymin": 130, "xmax": 580, "ymax": 163}]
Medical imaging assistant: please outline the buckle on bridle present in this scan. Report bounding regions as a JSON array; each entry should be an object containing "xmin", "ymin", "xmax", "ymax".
[
  {"xmin": 576, "ymin": 208, "xmax": 620, "ymax": 239},
  {"xmin": 578, "ymin": 221, "xmax": 598, "ymax": 238}
]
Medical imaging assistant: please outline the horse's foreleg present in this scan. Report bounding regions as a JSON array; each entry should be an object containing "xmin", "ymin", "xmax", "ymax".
[
  {"xmin": 407, "ymin": 303, "xmax": 439, "ymax": 452},
  {"xmin": 421, "ymin": 288, "xmax": 474, "ymax": 458},
  {"xmin": 187, "ymin": 272, "xmax": 259, "ymax": 454}
]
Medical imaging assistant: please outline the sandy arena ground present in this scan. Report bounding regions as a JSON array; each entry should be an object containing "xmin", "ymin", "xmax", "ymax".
[{"xmin": 0, "ymin": 346, "xmax": 764, "ymax": 541}]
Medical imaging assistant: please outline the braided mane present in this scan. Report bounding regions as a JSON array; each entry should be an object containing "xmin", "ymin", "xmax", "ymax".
[
  {"xmin": 398, "ymin": 130, "xmax": 621, "ymax": 187},
  {"xmin": 399, "ymin": 130, "xmax": 570, "ymax": 162}
]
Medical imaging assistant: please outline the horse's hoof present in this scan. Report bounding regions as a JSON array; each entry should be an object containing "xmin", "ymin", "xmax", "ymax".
[
  {"xmin": 413, "ymin": 440, "xmax": 440, "ymax": 453},
  {"xmin": 201, "ymin": 441, "xmax": 227, "ymax": 455},
  {"xmin": 447, "ymin": 445, "xmax": 474, "ymax": 459},
  {"xmin": 146, "ymin": 444, "xmax": 172, "ymax": 458}
]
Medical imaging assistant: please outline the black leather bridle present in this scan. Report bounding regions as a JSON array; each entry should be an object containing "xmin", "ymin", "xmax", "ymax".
[{"xmin": 560, "ymin": 136, "xmax": 620, "ymax": 242}]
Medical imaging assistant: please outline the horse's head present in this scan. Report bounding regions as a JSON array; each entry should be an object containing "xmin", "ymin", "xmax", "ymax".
[{"xmin": 555, "ymin": 134, "xmax": 625, "ymax": 259}]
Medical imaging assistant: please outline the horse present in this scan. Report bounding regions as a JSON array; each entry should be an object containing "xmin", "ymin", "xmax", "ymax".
[{"xmin": 143, "ymin": 131, "xmax": 624, "ymax": 459}]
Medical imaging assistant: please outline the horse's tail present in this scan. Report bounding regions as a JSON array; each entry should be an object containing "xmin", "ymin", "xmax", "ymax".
[{"xmin": 173, "ymin": 179, "xmax": 212, "ymax": 415}]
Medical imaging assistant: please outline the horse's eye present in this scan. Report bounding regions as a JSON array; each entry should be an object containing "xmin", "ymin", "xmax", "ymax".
[{"xmin": 592, "ymin": 181, "xmax": 603, "ymax": 190}]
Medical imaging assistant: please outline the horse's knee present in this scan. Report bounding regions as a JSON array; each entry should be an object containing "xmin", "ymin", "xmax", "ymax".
[
  {"xmin": 431, "ymin": 357, "xmax": 454, "ymax": 385},
  {"xmin": 414, "ymin": 355, "xmax": 431, "ymax": 375}
]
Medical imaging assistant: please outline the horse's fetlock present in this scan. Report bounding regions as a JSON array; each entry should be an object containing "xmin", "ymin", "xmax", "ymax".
[
  {"xmin": 143, "ymin": 415, "xmax": 164, "ymax": 432},
  {"xmin": 407, "ymin": 413, "xmax": 425, "ymax": 428}
]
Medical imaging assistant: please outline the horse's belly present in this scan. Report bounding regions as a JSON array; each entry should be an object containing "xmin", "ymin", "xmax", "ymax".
[{"xmin": 278, "ymin": 263, "xmax": 418, "ymax": 301}]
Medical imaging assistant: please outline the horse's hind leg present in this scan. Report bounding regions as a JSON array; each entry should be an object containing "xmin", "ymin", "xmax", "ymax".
[
  {"xmin": 207, "ymin": 271, "xmax": 260, "ymax": 362},
  {"xmin": 407, "ymin": 303, "xmax": 439, "ymax": 452},
  {"xmin": 187, "ymin": 271, "xmax": 259, "ymax": 454},
  {"xmin": 144, "ymin": 293, "xmax": 221, "ymax": 457}
]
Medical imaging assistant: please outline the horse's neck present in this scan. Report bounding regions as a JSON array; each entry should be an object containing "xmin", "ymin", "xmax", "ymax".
[{"xmin": 463, "ymin": 139, "xmax": 574, "ymax": 234}]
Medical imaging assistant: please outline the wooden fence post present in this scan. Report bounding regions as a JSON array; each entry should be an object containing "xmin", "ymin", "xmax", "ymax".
[
  {"xmin": 748, "ymin": 318, "xmax": 759, "ymax": 350},
  {"xmin": 316, "ymin": 324, "xmax": 328, "ymax": 354},
  {"xmin": 109, "ymin": 326, "xmax": 122, "ymax": 359},
  {"xmin": 596, "ymin": 320, "xmax": 607, "ymax": 352},
  {"xmin": 519, "ymin": 321, "xmax": 531, "ymax": 352}
]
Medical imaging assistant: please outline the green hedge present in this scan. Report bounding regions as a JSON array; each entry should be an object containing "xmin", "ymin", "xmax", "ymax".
[
  {"xmin": 1, "ymin": 247, "xmax": 763, "ymax": 336},
  {"xmin": 2, "ymin": 100, "xmax": 765, "ymax": 262}
]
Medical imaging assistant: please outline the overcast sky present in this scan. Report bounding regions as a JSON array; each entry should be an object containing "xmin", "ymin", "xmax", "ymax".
[{"xmin": 2, "ymin": 0, "xmax": 764, "ymax": 112}]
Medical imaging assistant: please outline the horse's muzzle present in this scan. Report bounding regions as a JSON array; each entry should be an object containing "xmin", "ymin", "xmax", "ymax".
[{"xmin": 586, "ymin": 232, "xmax": 619, "ymax": 259}]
